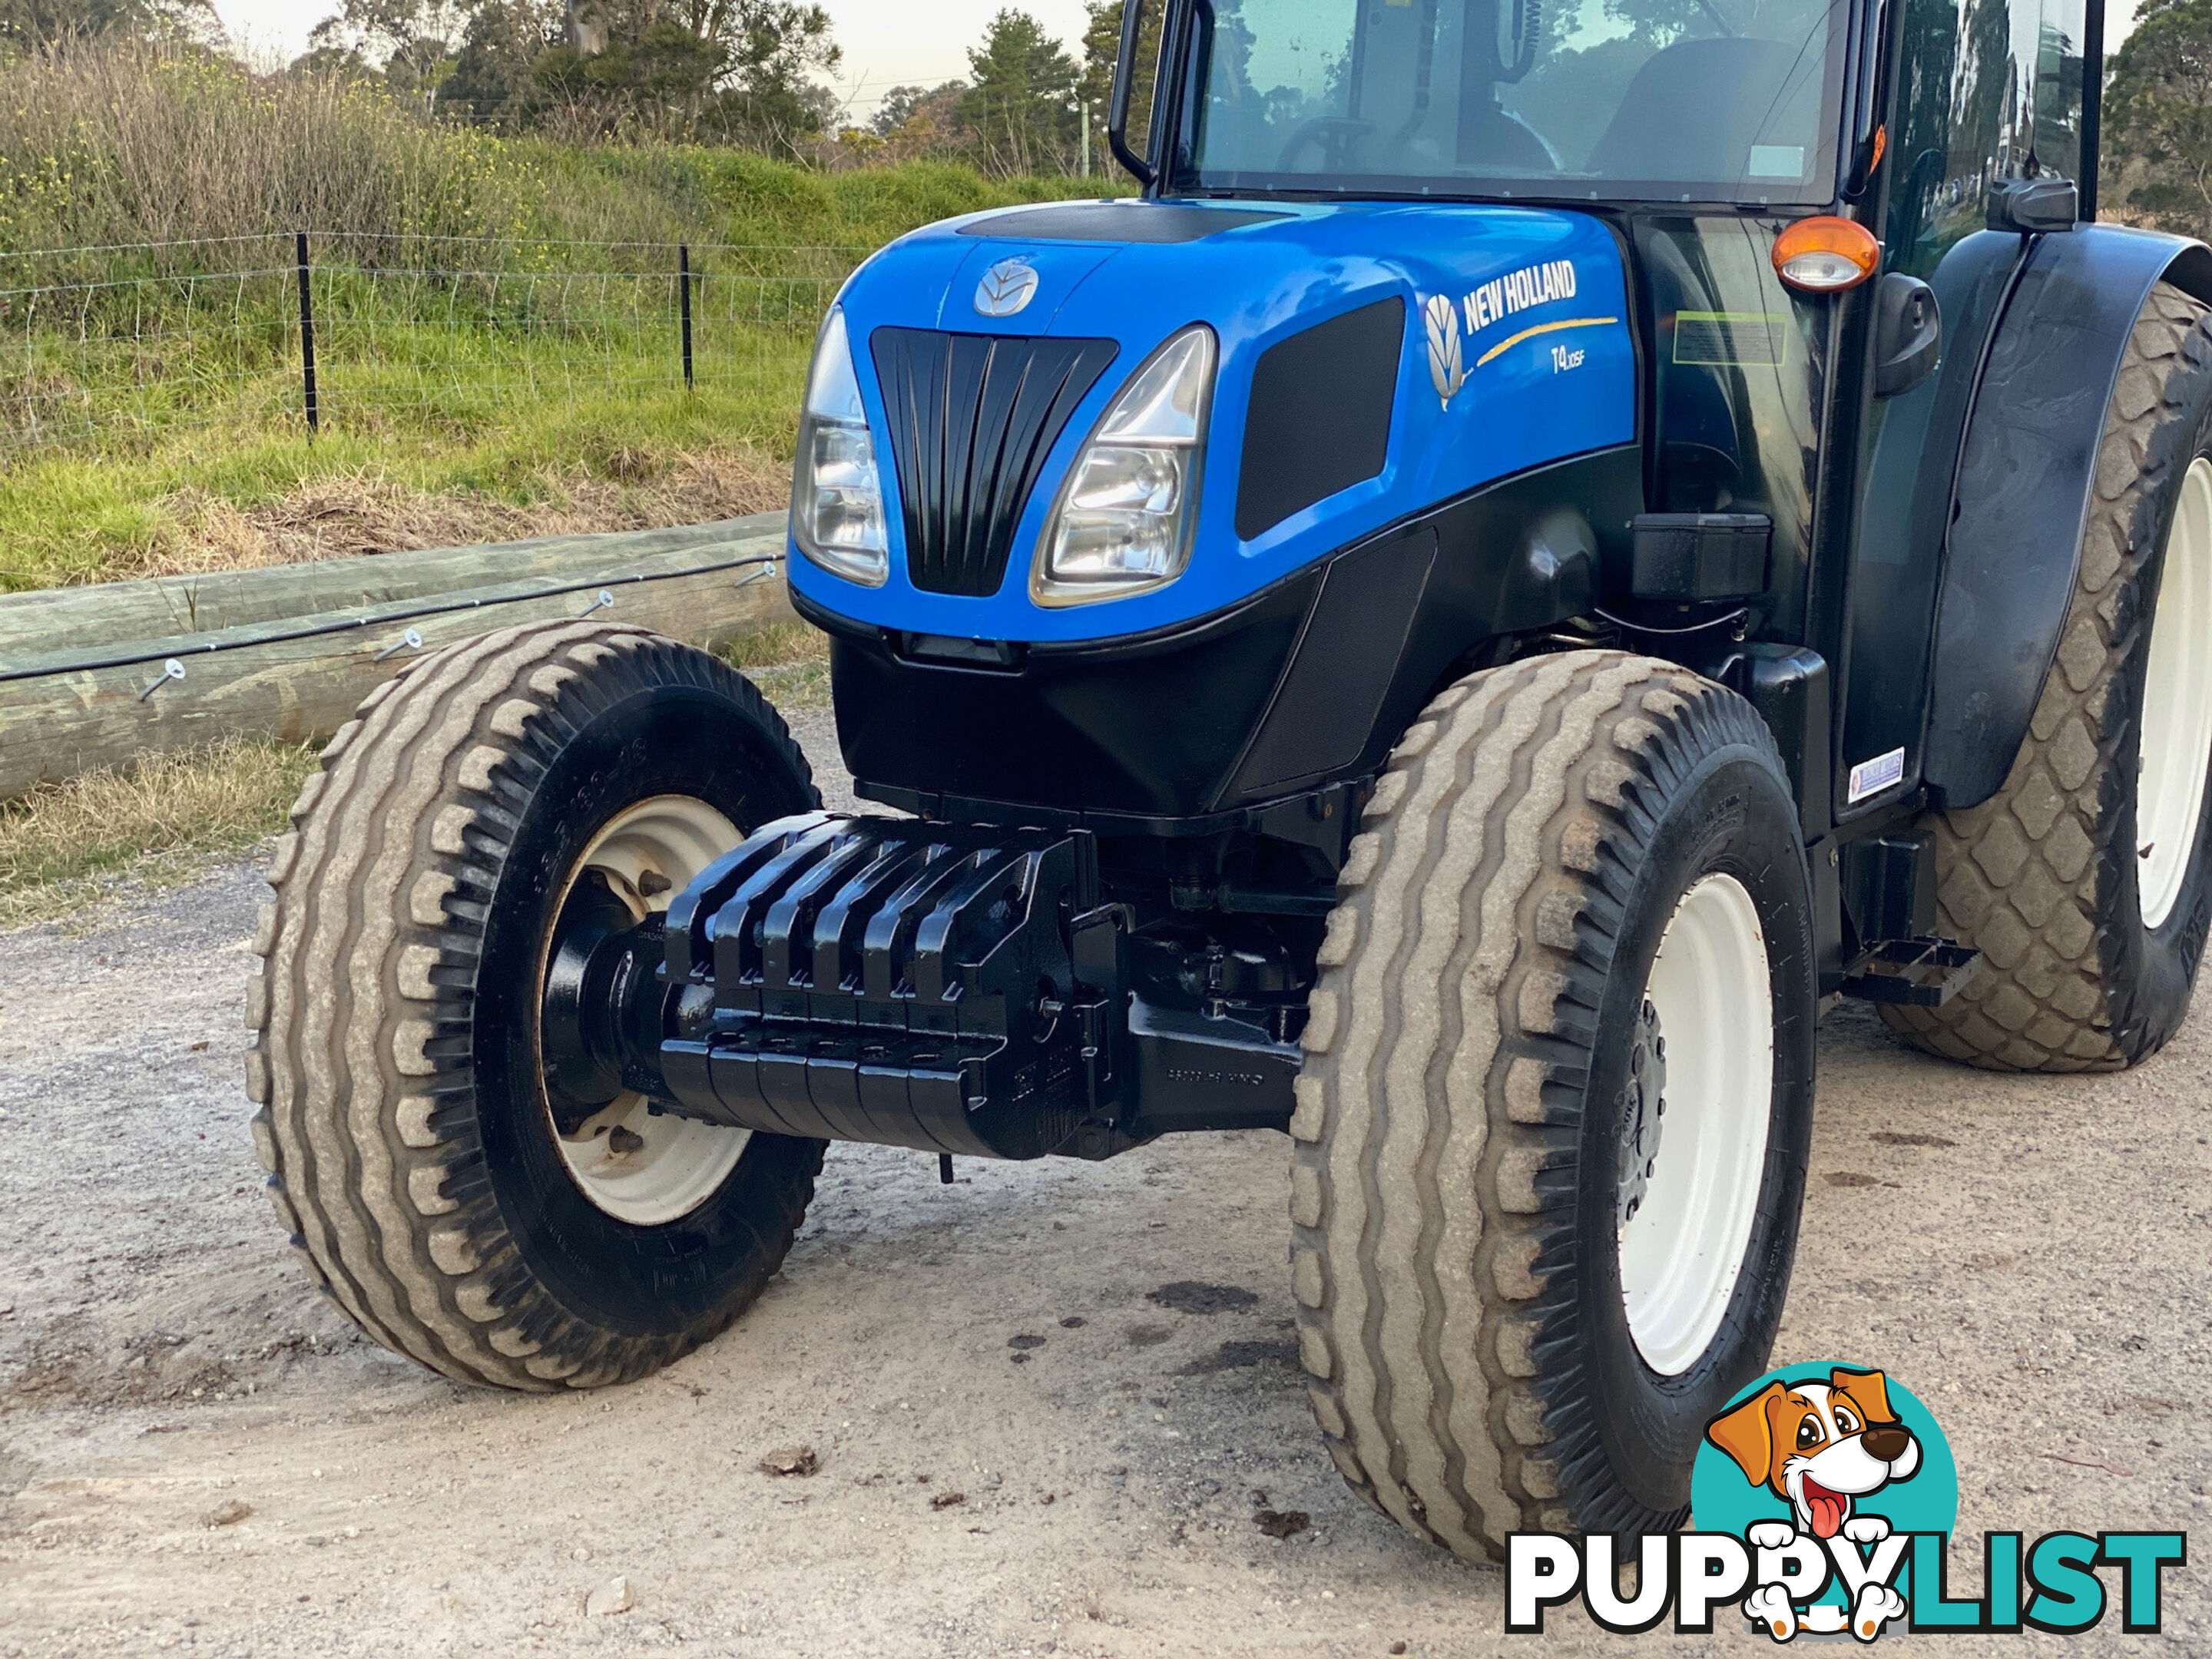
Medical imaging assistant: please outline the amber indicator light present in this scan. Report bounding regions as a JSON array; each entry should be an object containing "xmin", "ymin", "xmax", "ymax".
[{"xmin": 1772, "ymin": 217, "xmax": 1881, "ymax": 293}]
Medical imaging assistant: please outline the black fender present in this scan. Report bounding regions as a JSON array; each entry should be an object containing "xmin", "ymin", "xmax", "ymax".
[{"xmin": 1924, "ymin": 226, "xmax": 2212, "ymax": 810}]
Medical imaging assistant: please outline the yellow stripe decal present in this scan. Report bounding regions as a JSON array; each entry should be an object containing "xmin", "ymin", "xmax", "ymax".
[{"xmin": 1475, "ymin": 316, "xmax": 1621, "ymax": 368}]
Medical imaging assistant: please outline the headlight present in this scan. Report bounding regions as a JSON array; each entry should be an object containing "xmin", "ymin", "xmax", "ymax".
[
  {"xmin": 1034, "ymin": 326, "xmax": 1216, "ymax": 607},
  {"xmin": 790, "ymin": 307, "xmax": 888, "ymax": 586}
]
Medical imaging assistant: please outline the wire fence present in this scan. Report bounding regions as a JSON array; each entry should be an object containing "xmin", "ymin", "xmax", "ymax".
[{"xmin": 0, "ymin": 232, "xmax": 866, "ymax": 460}]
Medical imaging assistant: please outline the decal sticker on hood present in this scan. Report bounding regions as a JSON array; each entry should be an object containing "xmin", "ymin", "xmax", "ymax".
[
  {"xmin": 1426, "ymin": 258, "xmax": 1618, "ymax": 407},
  {"xmin": 1465, "ymin": 258, "xmax": 1579, "ymax": 330}
]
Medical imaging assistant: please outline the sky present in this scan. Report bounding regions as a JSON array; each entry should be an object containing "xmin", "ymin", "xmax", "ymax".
[{"xmin": 210, "ymin": 1, "xmax": 1099, "ymax": 121}]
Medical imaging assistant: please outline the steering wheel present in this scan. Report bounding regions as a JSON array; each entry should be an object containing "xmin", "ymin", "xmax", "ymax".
[{"xmin": 1276, "ymin": 116, "xmax": 1378, "ymax": 174}]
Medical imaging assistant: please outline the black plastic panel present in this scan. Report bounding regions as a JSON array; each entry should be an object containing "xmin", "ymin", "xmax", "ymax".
[
  {"xmin": 1235, "ymin": 299, "xmax": 1403, "ymax": 542},
  {"xmin": 1229, "ymin": 526, "xmax": 1436, "ymax": 794},
  {"xmin": 816, "ymin": 571, "xmax": 1322, "ymax": 820},
  {"xmin": 959, "ymin": 203, "xmax": 1290, "ymax": 243},
  {"xmin": 1925, "ymin": 230, "xmax": 2212, "ymax": 809},
  {"xmin": 1631, "ymin": 512, "xmax": 1772, "ymax": 601},
  {"xmin": 813, "ymin": 445, "xmax": 1643, "ymax": 826},
  {"xmin": 1741, "ymin": 644, "xmax": 1832, "ymax": 842},
  {"xmin": 1838, "ymin": 232, "xmax": 2022, "ymax": 820},
  {"xmin": 1842, "ymin": 830, "xmax": 1938, "ymax": 949},
  {"xmin": 870, "ymin": 327, "xmax": 1119, "ymax": 598}
]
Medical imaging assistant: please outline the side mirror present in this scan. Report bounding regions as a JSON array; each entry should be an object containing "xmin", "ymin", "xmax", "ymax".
[
  {"xmin": 1109, "ymin": 0, "xmax": 1159, "ymax": 186},
  {"xmin": 1988, "ymin": 177, "xmax": 2078, "ymax": 233},
  {"xmin": 1873, "ymin": 273, "xmax": 1941, "ymax": 398}
]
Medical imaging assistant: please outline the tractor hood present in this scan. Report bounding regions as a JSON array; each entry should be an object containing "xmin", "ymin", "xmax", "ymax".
[{"xmin": 788, "ymin": 196, "xmax": 1634, "ymax": 644}]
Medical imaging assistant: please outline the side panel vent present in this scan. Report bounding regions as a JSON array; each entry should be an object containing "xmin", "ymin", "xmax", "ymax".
[
  {"xmin": 1236, "ymin": 298, "xmax": 1405, "ymax": 542},
  {"xmin": 870, "ymin": 327, "xmax": 1119, "ymax": 598}
]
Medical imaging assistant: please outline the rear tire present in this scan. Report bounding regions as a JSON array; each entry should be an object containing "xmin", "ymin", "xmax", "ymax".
[
  {"xmin": 1291, "ymin": 651, "xmax": 1816, "ymax": 1560},
  {"xmin": 1885, "ymin": 282, "xmax": 2212, "ymax": 1071},
  {"xmin": 248, "ymin": 621, "xmax": 824, "ymax": 1390}
]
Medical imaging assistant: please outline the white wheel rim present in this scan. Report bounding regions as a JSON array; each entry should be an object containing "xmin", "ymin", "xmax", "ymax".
[
  {"xmin": 2137, "ymin": 455, "xmax": 2212, "ymax": 932},
  {"xmin": 1618, "ymin": 873, "xmax": 1774, "ymax": 1376},
  {"xmin": 541, "ymin": 796, "xmax": 751, "ymax": 1227}
]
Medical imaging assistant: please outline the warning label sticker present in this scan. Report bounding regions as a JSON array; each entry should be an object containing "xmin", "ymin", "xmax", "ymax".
[{"xmin": 1848, "ymin": 747, "xmax": 1908, "ymax": 804}]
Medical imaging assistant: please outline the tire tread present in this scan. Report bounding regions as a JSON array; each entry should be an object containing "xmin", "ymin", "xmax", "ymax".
[
  {"xmin": 250, "ymin": 621, "xmax": 817, "ymax": 1389},
  {"xmin": 1886, "ymin": 282, "xmax": 2212, "ymax": 1071},
  {"xmin": 1293, "ymin": 649, "xmax": 1774, "ymax": 1558}
]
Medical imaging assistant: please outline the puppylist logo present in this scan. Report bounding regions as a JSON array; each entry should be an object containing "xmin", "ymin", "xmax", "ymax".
[{"xmin": 1506, "ymin": 1364, "xmax": 2187, "ymax": 1640}]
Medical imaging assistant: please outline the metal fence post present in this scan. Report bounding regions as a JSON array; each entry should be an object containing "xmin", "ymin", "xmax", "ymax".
[
  {"xmin": 295, "ymin": 231, "xmax": 319, "ymax": 435},
  {"xmin": 679, "ymin": 243, "xmax": 694, "ymax": 392}
]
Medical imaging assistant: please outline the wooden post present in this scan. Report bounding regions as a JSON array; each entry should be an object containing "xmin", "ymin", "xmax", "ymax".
[
  {"xmin": 295, "ymin": 232, "xmax": 319, "ymax": 435},
  {"xmin": 680, "ymin": 243, "xmax": 695, "ymax": 392}
]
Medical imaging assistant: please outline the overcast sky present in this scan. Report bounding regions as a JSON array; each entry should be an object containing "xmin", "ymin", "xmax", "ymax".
[{"xmin": 210, "ymin": 1, "xmax": 1098, "ymax": 118}]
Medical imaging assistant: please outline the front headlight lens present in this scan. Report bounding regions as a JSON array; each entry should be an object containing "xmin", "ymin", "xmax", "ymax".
[
  {"xmin": 790, "ymin": 307, "xmax": 888, "ymax": 586},
  {"xmin": 1035, "ymin": 326, "xmax": 1216, "ymax": 607}
]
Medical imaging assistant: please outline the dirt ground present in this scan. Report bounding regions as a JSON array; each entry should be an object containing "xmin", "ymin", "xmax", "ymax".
[{"xmin": 1, "ymin": 704, "xmax": 2207, "ymax": 1657}]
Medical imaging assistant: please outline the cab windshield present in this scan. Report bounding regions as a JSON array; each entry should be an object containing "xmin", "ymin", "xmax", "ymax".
[{"xmin": 1181, "ymin": 0, "xmax": 1851, "ymax": 204}]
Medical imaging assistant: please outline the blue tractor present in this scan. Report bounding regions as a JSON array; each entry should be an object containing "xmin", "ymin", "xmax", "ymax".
[{"xmin": 251, "ymin": 0, "xmax": 2212, "ymax": 1558}]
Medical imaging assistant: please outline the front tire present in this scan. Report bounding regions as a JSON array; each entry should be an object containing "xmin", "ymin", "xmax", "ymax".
[
  {"xmin": 1291, "ymin": 651, "xmax": 1816, "ymax": 1558},
  {"xmin": 248, "ymin": 621, "xmax": 824, "ymax": 1390},
  {"xmin": 1886, "ymin": 282, "xmax": 2212, "ymax": 1071}
]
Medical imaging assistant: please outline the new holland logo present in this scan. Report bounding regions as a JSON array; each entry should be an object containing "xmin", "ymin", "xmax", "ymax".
[
  {"xmin": 1424, "ymin": 294, "xmax": 1467, "ymax": 409},
  {"xmin": 974, "ymin": 258, "xmax": 1040, "ymax": 319}
]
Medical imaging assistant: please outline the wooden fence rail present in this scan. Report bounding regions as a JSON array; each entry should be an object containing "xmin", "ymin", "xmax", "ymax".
[{"xmin": 0, "ymin": 513, "xmax": 796, "ymax": 800}]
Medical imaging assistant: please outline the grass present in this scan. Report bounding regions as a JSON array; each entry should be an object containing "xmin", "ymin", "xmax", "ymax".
[
  {"xmin": 726, "ymin": 620, "xmax": 831, "ymax": 710},
  {"xmin": 0, "ymin": 46, "xmax": 1122, "ymax": 591},
  {"xmin": 0, "ymin": 253, "xmax": 826, "ymax": 587},
  {"xmin": 0, "ymin": 737, "xmax": 319, "ymax": 929},
  {"xmin": 0, "ymin": 628, "xmax": 836, "ymax": 931},
  {"xmin": 0, "ymin": 398, "xmax": 797, "ymax": 588}
]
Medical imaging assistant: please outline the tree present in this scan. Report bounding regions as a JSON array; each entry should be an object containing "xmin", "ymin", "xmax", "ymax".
[
  {"xmin": 308, "ymin": 0, "xmax": 478, "ymax": 106},
  {"xmin": 2106, "ymin": 0, "xmax": 2212, "ymax": 235},
  {"xmin": 700, "ymin": 0, "xmax": 839, "ymax": 152},
  {"xmin": 0, "ymin": 0, "xmax": 214, "ymax": 46},
  {"xmin": 1080, "ymin": 0, "xmax": 1160, "ymax": 169},
  {"xmin": 961, "ymin": 8, "xmax": 1078, "ymax": 175},
  {"xmin": 870, "ymin": 80, "xmax": 961, "ymax": 134},
  {"xmin": 521, "ymin": 0, "xmax": 836, "ymax": 150},
  {"xmin": 437, "ymin": 0, "xmax": 561, "ymax": 124}
]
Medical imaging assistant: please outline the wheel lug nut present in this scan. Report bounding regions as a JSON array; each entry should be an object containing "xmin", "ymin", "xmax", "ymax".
[{"xmin": 1654, "ymin": 1036, "xmax": 1665, "ymax": 1061}]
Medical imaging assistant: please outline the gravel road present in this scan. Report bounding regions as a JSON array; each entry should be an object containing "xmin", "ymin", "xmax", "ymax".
[{"xmin": 2, "ymin": 703, "xmax": 2207, "ymax": 1656}]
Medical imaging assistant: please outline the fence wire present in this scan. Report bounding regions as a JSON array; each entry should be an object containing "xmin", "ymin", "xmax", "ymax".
[{"xmin": 0, "ymin": 233, "xmax": 863, "ymax": 460}]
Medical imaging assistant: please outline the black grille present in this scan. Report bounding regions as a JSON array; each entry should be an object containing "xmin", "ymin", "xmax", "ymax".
[{"xmin": 870, "ymin": 327, "xmax": 1120, "ymax": 597}]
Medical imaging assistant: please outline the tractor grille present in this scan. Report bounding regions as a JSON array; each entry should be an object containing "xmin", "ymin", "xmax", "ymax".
[{"xmin": 869, "ymin": 327, "xmax": 1120, "ymax": 598}]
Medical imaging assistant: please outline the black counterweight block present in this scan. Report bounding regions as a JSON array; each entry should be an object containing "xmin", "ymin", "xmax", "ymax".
[{"xmin": 657, "ymin": 815, "xmax": 1123, "ymax": 1160}]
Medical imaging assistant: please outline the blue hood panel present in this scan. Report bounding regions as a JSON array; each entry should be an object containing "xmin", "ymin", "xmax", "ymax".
[{"xmin": 789, "ymin": 197, "xmax": 1636, "ymax": 644}]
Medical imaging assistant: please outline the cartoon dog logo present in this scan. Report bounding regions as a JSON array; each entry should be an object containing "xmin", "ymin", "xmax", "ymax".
[{"xmin": 1705, "ymin": 1367, "xmax": 1922, "ymax": 1641}]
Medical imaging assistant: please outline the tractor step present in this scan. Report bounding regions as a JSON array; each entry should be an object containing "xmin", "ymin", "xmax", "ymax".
[{"xmin": 1838, "ymin": 938, "xmax": 1982, "ymax": 1007}]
